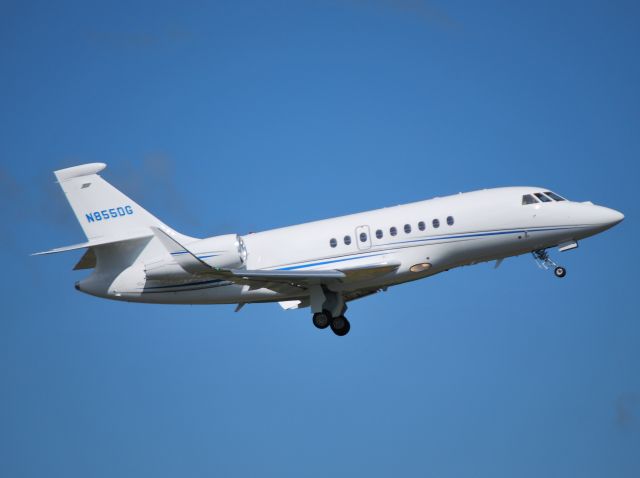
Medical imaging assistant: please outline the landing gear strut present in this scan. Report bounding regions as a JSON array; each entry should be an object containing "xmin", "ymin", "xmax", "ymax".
[{"xmin": 532, "ymin": 249, "xmax": 567, "ymax": 278}]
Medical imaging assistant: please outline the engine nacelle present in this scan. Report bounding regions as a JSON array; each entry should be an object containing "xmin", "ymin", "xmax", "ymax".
[
  {"xmin": 190, "ymin": 234, "xmax": 247, "ymax": 269},
  {"xmin": 145, "ymin": 234, "xmax": 247, "ymax": 280}
]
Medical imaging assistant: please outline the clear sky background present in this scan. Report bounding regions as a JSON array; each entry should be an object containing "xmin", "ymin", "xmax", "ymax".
[{"xmin": 1, "ymin": 1, "xmax": 639, "ymax": 477}]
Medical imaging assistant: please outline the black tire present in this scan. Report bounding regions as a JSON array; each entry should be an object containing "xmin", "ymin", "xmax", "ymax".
[
  {"xmin": 312, "ymin": 312, "xmax": 330, "ymax": 329},
  {"xmin": 330, "ymin": 316, "xmax": 351, "ymax": 336},
  {"xmin": 554, "ymin": 266, "xmax": 567, "ymax": 278}
]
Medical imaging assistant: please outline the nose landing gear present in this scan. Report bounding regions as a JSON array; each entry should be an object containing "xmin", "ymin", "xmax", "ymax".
[
  {"xmin": 533, "ymin": 249, "xmax": 567, "ymax": 278},
  {"xmin": 554, "ymin": 266, "xmax": 567, "ymax": 278}
]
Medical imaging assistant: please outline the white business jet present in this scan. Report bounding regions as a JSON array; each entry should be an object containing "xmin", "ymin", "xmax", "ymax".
[{"xmin": 35, "ymin": 163, "xmax": 624, "ymax": 336}]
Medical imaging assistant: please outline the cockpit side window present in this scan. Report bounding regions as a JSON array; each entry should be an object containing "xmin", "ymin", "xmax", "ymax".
[
  {"xmin": 534, "ymin": 192, "xmax": 552, "ymax": 202},
  {"xmin": 522, "ymin": 194, "xmax": 538, "ymax": 205},
  {"xmin": 544, "ymin": 191, "xmax": 566, "ymax": 201}
]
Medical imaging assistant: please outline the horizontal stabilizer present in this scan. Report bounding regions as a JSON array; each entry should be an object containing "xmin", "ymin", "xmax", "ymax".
[{"xmin": 32, "ymin": 231, "xmax": 153, "ymax": 256}]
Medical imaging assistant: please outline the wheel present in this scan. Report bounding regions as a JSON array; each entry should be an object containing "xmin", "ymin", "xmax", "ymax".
[
  {"xmin": 330, "ymin": 316, "xmax": 350, "ymax": 336},
  {"xmin": 312, "ymin": 311, "xmax": 330, "ymax": 329},
  {"xmin": 554, "ymin": 266, "xmax": 567, "ymax": 278}
]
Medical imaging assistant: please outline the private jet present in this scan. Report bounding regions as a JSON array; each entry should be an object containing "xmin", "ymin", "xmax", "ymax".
[{"xmin": 35, "ymin": 163, "xmax": 624, "ymax": 336}]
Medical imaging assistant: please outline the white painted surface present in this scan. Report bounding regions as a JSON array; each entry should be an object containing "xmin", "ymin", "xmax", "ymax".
[{"xmin": 36, "ymin": 164, "xmax": 624, "ymax": 311}]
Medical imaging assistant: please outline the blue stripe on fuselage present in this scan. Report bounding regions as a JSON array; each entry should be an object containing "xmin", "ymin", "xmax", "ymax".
[
  {"xmin": 273, "ymin": 225, "xmax": 584, "ymax": 271},
  {"xmin": 277, "ymin": 253, "xmax": 387, "ymax": 270},
  {"xmin": 142, "ymin": 225, "xmax": 586, "ymax": 293}
]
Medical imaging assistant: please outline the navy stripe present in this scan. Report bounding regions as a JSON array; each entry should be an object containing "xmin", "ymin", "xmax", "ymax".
[
  {"xmin": 170, "ymin": 251, "xmax": 219, "ymax": 259},
  {"xmin": 143, "ymin": 279, "xmax": 226, "ymax": 290},
  {"xmin": 277, "ymin": 253, "xmax": 387, "ymax": 270},
  {"xmin": 141, "ymin": 281, "xmax": 233, "ymax": 293},
  {"xmin": 387, "ymin": 225, "xmax": 579, "ymax": 247}
]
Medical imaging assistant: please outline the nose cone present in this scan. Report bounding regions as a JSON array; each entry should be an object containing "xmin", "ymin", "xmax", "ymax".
[
  {"xmin": 596, "ymin": 206, "xmax": 624, "ymax": 229},
  {"xmin": 604, "ymin": 207, "xmax": 624, "ymax": 226}
]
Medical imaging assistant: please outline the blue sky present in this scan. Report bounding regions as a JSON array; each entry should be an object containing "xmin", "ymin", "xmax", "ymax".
[{"xmin": 1, "ymin": 1, "xmax": 639, "ymax": 476}]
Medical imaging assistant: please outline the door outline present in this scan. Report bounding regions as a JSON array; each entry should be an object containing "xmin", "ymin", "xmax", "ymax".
[{"xmin": 355, "ymin": 225, "xmax": 372, "ymax": 250}]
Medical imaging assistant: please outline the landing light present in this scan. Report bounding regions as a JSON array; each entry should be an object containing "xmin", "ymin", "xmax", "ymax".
[{"xmin": 410, "ymin": 263, "xmax": 432, "ymax": 273}]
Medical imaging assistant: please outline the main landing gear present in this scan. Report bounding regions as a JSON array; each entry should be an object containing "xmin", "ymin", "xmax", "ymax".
[
  {"xmin": 532, "ymin": 249, "xmax": 567, "ymax": 278},
  {"xmin": 313, "ymin": 310, "xmax": 351, "ymax": 336},
  {"xmin": 310, "ymin": 286, "xmax": 351, "ymax": 336}
]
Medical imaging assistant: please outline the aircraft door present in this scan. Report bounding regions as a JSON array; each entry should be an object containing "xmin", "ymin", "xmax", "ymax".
[{"xmin": 355, "ymin": 225, "xmax": 372, "ymax": 250}]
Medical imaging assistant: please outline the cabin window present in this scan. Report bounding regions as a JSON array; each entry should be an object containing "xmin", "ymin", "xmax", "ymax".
[
  {"xmin": 360, "ymin": 232, "xmax": 368, "ymax": 242},
  {"xmin": 418, "ymin": 221, "xmax": 425, "ymax": 231},
  {"xmin": 545, "ymin": 191, "xmax": 566, "ymax": 201},
  {"xmin": 432, "ymin": 219, "xmax": 440, "ymax": 228},
  {"xmin": 447, "ymin": 216, "xmax": 454, "ymax": 226},
  {"xmin": 522, "ymin": 194, "xmax": 538, "ymax": 205},
  {"xmin": 329, "ymin": 238, "xmax": 337, "ymax": 248},
  {"xmin": 376, "ymin": 229, "xmax": 383, "ymax": 239},
  {"xmin": 344, "ymin": 235, "xmax": 352, "ymax": 245},
  {"xmin": 390, "ymin": 227, "xmax": 397, "ymax": 236},
  {"xmin": 534, "ymin": 192, "xmax": 552, "ymax": 203},
  {"xmin": 404, "ymin": 224, "xmax": 411, "ymax": 234}
]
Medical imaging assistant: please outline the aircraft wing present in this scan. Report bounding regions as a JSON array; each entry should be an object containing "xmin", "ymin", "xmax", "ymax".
[
  {"xmin": 223, "ymin": 262, "xmax": 399, "ymax": 291},
  {"xmin": 226, "ymin": 269, "xmax": 345, "ymax": 290},
  {"xmin": 339, "ymin": 262, "xmax": 399, "ymax": 281},
  {"xmin": 151, "ymin": 227, "xmax": 399, "ymax": 291}
]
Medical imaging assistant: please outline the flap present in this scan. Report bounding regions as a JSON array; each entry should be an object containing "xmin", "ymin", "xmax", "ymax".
[
  {"xmin": 339, "ymin": 262, "xmax": 400, "ymax": 281},
  {"xmin": 230, "ymin": 269, "xmax": 345, "ymax": 282}
]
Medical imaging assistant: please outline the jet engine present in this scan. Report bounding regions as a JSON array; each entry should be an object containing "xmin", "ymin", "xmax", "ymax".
[{"xmin": 145, "ymin": 234, "xmax": 247, "ymax": 280}]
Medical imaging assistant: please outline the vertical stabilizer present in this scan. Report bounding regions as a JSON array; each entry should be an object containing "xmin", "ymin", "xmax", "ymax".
[{"xmin": 54, "ymin": 163, "xmax": 192, "ymax": 243}]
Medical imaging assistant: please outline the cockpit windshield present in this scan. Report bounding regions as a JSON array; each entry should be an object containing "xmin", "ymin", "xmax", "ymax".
[
  {"xmin": 535, "ymin": 192, "xmax": 552, "ymax": 202},
  {"xmin": 544, "ymin": 191, "xmax": 566, "ymax": 201},
  {"xmin": 522, "ymin": 191, "xmax": 567, "ymax": 205}
]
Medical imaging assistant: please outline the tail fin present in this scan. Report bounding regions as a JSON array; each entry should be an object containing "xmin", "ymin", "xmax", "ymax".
[{"xmin": 54, "ymin": 163, "xmax": 189, "ymax": 242}]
